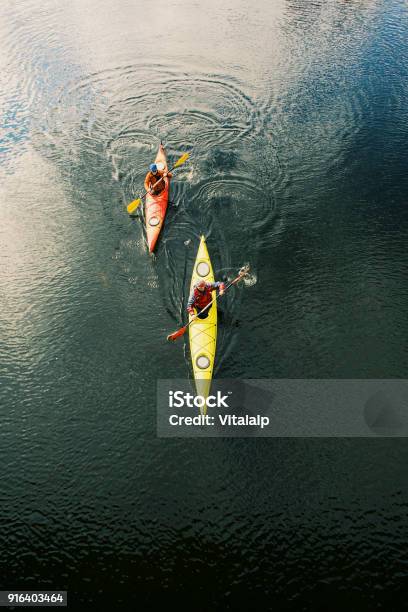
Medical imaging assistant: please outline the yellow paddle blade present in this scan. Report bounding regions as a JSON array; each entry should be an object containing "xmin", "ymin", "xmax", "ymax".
[
  {"xmin": 127, "ymin": 198, "xmax": 142, "ymax": 214},
  {"xmin": 173, "ymin": 153, "xmax": 189, "ymax": 168}
]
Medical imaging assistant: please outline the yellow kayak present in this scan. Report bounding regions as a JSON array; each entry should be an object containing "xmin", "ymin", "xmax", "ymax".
[{"xmin": 189, "ymin": 236, "xmax": 217, "ymax": 409}]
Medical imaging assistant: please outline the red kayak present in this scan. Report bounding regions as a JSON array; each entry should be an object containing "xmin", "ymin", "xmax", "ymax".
[{"xmin": 145, "ymin": 144, "xmax": 170, "ymax": 253}]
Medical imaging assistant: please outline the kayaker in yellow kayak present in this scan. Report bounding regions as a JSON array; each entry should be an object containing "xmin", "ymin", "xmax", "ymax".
[
  {"xmin": 144, "ymin": 162, "xmax": 172, "ymax": 196},
  {"xmin": 187, "ymin": 279, "xmax": 225, "ymax": 320}
]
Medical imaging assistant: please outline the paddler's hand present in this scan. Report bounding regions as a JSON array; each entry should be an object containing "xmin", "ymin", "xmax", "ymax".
[
  {"xmin": 187, "ymin": 307, "xmax": 194, "ymax": 315},
  {"xmin": 219, "ymin": 289, "xmax": 224, "ymax": 297}
]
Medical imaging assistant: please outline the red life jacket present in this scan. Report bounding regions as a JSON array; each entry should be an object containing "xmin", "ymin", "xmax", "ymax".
[
  {"xmin": 145, "ymin": 171, "xmax": 166, "ymax": 195},
  {"xmin": 192, "ymin": 285, "xmax": 214, "ymax": 309}
]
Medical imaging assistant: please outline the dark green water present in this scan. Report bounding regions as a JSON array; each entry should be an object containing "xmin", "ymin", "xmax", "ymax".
[{"xmin": 1, "ymin": 0, "xmax": 408, "ymax": 608}]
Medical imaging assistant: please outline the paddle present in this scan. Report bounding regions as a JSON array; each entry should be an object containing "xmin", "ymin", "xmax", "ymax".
[
  {"xmin": 167, "ymin": 266, "xmax": 250, "ymax": 342},
  {"xmin": 126, "ymin": 152, "xmax": 190, "ymax": 215}
]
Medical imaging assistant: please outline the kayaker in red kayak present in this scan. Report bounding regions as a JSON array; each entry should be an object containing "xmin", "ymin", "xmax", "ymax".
[
  {"xmin": 187, "ymin": 279, "xmax": 225, "ymax": 319},
  {"xmin": 144, "ymin": 162, "xmax": 172, "ymax": 196}
]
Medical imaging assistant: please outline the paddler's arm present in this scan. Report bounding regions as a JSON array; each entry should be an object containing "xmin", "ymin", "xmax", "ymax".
[
  {"xmin": 144, "ymin": 172, "xmax": 152, "ymax": 192},
  {"xmin": 157, "ymin": 171, "xmax": 172, "ymax": 183},
  {"xmin": 187, "ymin": 292, "xmax": 196, "ymax": 314},
  {"xmin": 209, "ymin": 281, "xmax": 225, "ymax": 296}
]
